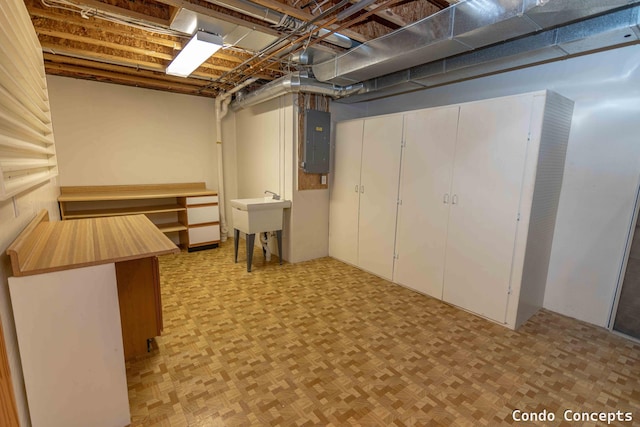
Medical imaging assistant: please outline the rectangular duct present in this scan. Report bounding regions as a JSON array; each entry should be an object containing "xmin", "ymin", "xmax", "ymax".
[
  {"xmin": 313, "ymin": 0, "xmax": 640, "ymax": 85},
  {"xmin": 338, "ymin": 4, "xmax": 640, "ymax": 103}
]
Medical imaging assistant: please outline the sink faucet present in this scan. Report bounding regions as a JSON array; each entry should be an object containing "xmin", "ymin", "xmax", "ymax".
[{"xmin": 265, "ymin": 190, "xmax": 280, "ymax": 200}]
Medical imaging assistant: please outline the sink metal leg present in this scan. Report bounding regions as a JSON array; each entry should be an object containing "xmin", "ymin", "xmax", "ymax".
[
  {"xmin": 246, "ymin": 233, "xmax": 255, "ymax": 272},
  {"xmin": 262, "ymin": 232, "xmax": 267, "ymax": 259},
  {"xmin": 276, "ymin": 230, "xmax": 283, "ymax": 265},
  {"xmin": 234, "ymin": 229, "xmax": 239, "ymax": 263}
]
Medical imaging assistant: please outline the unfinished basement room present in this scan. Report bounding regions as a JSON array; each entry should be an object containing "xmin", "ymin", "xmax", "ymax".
[{"xmin": 1, "ymin": 0, "xmax": 640, "ymax": 425}]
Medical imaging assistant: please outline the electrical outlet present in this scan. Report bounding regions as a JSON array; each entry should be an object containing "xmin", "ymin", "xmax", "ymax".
[{"xmin": 321, "ymin": 175, "xmax": 327, "ymax": 185}]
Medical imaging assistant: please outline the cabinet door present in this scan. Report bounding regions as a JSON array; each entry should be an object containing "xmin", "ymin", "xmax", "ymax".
[
  {"xmin": 358, "ymin": 115, "xmax": 403, "ymax": 280},
  {"xmin": 329, "ymin": 120, "xmax": 363, "ymax": 266},
  {"xmin": 10, "ymin": 265, "xmax": 130, "ymax": 427},
  {"xmin": 443, "ymin": 94, "xmax": 534, "ymax": 323},
  {"xmin": 394, "ymin": 106, "xmax": 459, "ymax": 298},
  {"xmin": 189, "ymin": 224, "xmax": 221, "ymax": 245},
  {"xmin": 116, "ymin": 257, "xmax": 162, "ymax": 358},
  {"xmin": 187, "ymin": 205, "xmax": 219, "ymax": 225}
]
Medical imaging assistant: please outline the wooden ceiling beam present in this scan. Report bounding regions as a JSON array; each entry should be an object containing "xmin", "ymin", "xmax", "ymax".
[
  {"xmin": 29, "ymin": 8, "xmax": 275, "ymax": 67},
  {"xmin": 364, "ymin": 3, "xmax": 405, "ymax": 27},
  {"xmin": 152, "ymin": 0, "xmax": 282, "ymax": 37},
  {"xmin": 29, "ymin": 8, "xmax": 276, "ymax": 69},
  {"xmin": 426, "ymin": 0, "xmax": 452, "ymax": 9},
  {"xmin": 40, "ymin": 41, "xmax": 278, "ymax": 81},
  {"xmin": 45, "ymin": 62, "xmax": 219, "ymax": 95},
  {"xmin": 28, "ymin": 6, "xmax": 182, "ymax": 49},
  {"xmin": 43, "ymin": 53, "xmax": 216, "ymax": 87},
  {"xmin": 37, "ymin": 28, "xmax": 176, "ymax": 61},
  {"xmin": 234, "ymin": 0, "xmax": 370, "ymax": 43},
  {"xmin": 41, "ymin": 41, "xmax": 213, "ymax": 78},
  {"xmin": 37, "ymin": 29, "xmax": 277, "ymax": 74},
  {"xmin": 62, "ymin": 0, "xmax": 171, "ymax": 27},
  {"xmin": 46, "ymin": 67, "xmax": 214, "ymax": 95}
]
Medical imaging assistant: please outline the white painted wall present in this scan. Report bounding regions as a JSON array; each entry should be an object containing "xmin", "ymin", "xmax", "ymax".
[
  {"xmin": 231, "ymin": 96, "xmax": 294, "ymax": 259},
  {"xmin": 0, "ymin": 182, "xmax": 60, "ymax": 427},
  {"xmin": 234, "ymin": 97, "xmax": 285, "ymax": 199},
  {"xmin": 331, "ymin": 44, "xmax": 640, "ymax": 328},
  {"xmin": 230, "ymin": 94, "xmax": 332, "ymax": 263},
  {"xmin": 47, "ymin": 76, "xmax": 218, "ymax": 188},
  {"xmin": 288, "ymin": 189, "xmax": 330, "ymax": 262}
]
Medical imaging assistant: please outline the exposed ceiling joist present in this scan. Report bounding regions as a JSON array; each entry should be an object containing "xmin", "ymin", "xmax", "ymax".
[
  {"xmin": 44, "ymin": 52, "xmax": 219, "ymax": 87},
  {"xmin": 45, "ymin": 61, "xmax": 220, "ymax": 96},
  {"xmin": 25, "ymin": 0, "xmax": 450, "ymax": 97},
  {"xmin": 62, "ymin": 0, "xmax": 172, "ymax": 26},
  {"xmin": 153, "ymin": 0, "xmax": 284, "ymax": 36}
]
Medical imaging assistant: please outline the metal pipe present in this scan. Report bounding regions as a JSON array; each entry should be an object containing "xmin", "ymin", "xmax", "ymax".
[
  {"xmin": 202, "ymin": 0, "xmax": 358, "ymax": 49},
  {"xmin": 215, "ymin": 78, "xmax": 257, "ymax": 241}
]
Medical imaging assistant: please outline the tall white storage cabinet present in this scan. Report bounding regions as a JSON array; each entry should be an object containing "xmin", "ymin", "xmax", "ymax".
[
  {"xmin": 333, "ymin": 90, "xmax": 573, "ymax": 329},
  {"xmin": 329, "ymin": 114, "xmax": 403, "ymax": 280},
  {"xmin": 396, "ymin": 91, "xmax": 573, "ymax": 328},
  {"xmin": 442, "ymin": 93, "xmax": 552, "ymax": 326},
  {"xmin": 329, "ymin": 120, "xmax": 363, "ymax": 267},
  {"xmin": 394, "ymin": 106, "xmax": 460, "ymax": 299}
]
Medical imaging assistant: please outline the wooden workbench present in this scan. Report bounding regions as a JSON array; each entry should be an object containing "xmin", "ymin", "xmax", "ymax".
[
  {"xmin": 6, "ymin": 210, "xmax": 179, "ymax": 427},
  {"xmin": 7, "ymin": 209, "xmax": 179, "ymax": 276}
]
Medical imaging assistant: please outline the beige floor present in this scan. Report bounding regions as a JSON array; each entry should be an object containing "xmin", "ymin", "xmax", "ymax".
[{"xmin": 127, "ymin": 241, "xmax": 640, "ymax": 426}]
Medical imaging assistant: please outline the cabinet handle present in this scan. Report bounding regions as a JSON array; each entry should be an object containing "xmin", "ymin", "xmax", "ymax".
[
  {"xmin": 355, "ymin": 185, "xmax": 359, "ymax": 193},
  {"xmin": 360, "ymin": 185, "xmax": 365, "ymax": 194},
  {"xmin": 452, "ymin": 194, "xmax": 458, "ymax": 205},
  {"xmin": 443, "ymin": 194, "xmax": 449, "ymax": 204}
]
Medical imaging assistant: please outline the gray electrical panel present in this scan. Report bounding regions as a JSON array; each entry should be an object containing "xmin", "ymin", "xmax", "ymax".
[{"xmin": 302, "ymin": 109, "xmax": 331, "ymax": 174}]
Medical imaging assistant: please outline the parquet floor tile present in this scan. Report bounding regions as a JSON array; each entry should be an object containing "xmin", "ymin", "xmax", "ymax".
[{"xmin": 127, "ymin": 241, "xmax": 640, "ymax": 426}]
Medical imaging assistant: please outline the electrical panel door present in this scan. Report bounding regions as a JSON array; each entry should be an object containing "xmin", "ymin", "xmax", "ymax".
[{"xmin": 302, "ymin": 109, "xmax": 331, "ymax": 173}]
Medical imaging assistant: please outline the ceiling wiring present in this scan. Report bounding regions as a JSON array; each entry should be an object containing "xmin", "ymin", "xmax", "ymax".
[{"xmin": 40, "ymin": 0, "xmax": 183, "ymax": 37}]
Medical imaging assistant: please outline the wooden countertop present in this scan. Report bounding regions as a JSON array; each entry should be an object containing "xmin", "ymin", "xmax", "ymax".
[{"xmin": 7, "ymin": 210, "xmax": 179, "ymax": 277}]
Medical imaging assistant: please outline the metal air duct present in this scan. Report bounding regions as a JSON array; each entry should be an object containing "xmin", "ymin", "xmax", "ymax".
[
  {"xmin": 230, "ymin": 72, "xmax": 363, "ymax": 110},
  {"xmin": 339, "ymin": 4, "xmax": 640, "ymax": 103},
  {"xmin": 312, "ymin": 0, "xmax": 640, "ymax": 85}
]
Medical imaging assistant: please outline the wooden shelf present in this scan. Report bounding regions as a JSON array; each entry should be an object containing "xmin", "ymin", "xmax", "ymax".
[
  {"xmin": 157, "ymin": 222, "xmax": 187, "ymax": 233},
  {"xmin": 62, "ymin": 204, "xmax": 186, "ymax": 220},
  {"xmin": 58, "ymin": 182, "xmax": 220, "ymax": 246},
  {"xmin": 58, "ymin": 183, "xmax": 216, "ymax": 202}
]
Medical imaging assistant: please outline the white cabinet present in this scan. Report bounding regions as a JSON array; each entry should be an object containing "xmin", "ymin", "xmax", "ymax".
[
  {"xmin": 188, "ymin": 224, "xmax": 221, "ymax": 245},
  {"xmin": 328, "ymin": 120, "xmax": 362, "ymax": 266},
  {"xmin": 329, "ymin": 114, "xmax": 403, "ymax": 280},
  {"xmin": 394, "ymin": 105, "xmax": 459, "ymax": 299},
  {"xmin": 333, "ymin": 90, "xmax": 574, "ymax": 329},
  {"xmin": 179, "ymin": 195, "xmax": 220, "ymax": 251},
  {"xmin": 396, "ymin": 91, "xmax": 573, "ymax": 328},
  {"xmin": 442, "ymin": 94, "xmax": 538, "ymax": 324},
  {"xmin": 9, "ymin": 264, "xmax": 130, "ymax": 427},
  {"xmin": 187, "ymin": 205, "xmax": 220, "ymax": 224}
]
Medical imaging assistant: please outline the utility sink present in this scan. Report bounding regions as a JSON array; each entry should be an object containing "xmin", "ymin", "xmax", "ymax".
[
  {"xmin": 230, "ymin": 197, "xmax": 291, "ymax": 212},
  {"xmin": 230, "ymin": 197, "xmax": 291, "ymax": 234},
  {"xmin": 231, "ymin": 197, "xmax": 291, "ymax": 272}
]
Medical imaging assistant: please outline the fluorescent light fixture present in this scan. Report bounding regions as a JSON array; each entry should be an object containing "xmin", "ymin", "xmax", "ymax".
[{"xmin": 166, "ymin": 31, "xmax": 223, "ymax": 77}]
